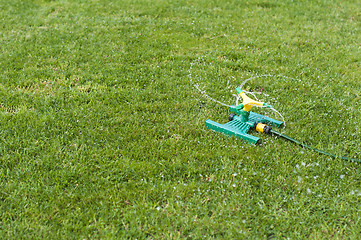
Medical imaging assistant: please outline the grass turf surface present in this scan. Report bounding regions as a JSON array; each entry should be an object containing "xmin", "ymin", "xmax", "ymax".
[{"xmin": 1, "ymin": 0, "xmax": 361, "ymax": 238}]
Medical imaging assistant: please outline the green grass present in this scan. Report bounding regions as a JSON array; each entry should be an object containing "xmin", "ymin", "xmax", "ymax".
[{"xmin": 1, "ymin": 0, "xmax": 361, "ymax": 238}]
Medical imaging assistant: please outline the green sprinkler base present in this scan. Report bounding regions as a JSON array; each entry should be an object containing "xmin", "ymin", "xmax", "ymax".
[
  {"xmin": 205, "ymin": 119, "xmax": 260, "ymax": 145},
  {"xmin": 205, "ymin": 110, "xmax": 283, "ymax": 145}
]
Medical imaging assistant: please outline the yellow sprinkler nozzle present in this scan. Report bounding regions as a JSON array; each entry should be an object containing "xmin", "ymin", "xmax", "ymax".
[{"xmin": 236, "ymin": 87, "xmax": 271, "ymax": 112}]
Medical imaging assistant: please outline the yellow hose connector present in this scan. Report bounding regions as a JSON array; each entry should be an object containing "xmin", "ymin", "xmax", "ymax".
[
  {"xmin": 254, "ymin": 122, "xmax": 272, "ymax": 134},
  {"xmin": 255, "ymin": 123, "xmax": 267, "ymax": 133}
]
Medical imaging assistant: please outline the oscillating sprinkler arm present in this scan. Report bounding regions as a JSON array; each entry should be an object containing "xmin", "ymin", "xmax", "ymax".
[{"xmin": 235, "ymin": 87, "xmax": 273, "ymax": 111}]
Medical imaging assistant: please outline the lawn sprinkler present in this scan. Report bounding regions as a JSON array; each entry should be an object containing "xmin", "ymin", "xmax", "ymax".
[
  {"xmin": 205, "ymin": 87, "xmax": 361, "ymax": 163},
  {"xmin": 205, "ymin": 87, "xmax": 282, "ymax": 145}
]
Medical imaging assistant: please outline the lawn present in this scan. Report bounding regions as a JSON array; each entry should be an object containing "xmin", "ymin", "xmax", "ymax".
[{"xmin": 1, "ymin": 0, "xmax": 361, "ymax": 238}]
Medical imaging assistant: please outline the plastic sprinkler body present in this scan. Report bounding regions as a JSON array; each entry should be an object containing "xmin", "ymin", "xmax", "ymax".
[
  {"xmin": 205, "ymin": 87, "xmax": 360, "ymax": 161},
  {"xmin": 230, "ymin": 87, "xmax": 273, "ymax": 122},
  {"xmin": 205, "ymin": 87, "xmax": 282, "ymax": 145}
]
